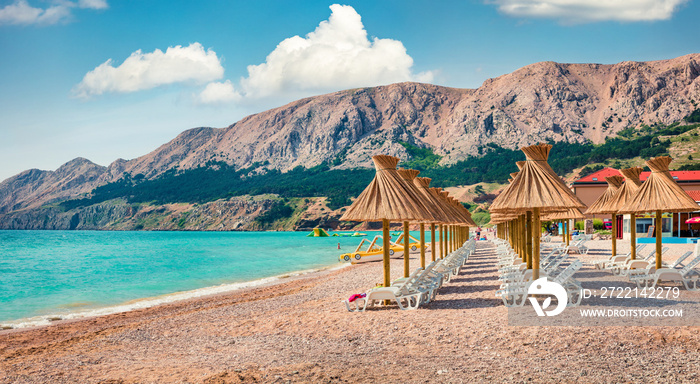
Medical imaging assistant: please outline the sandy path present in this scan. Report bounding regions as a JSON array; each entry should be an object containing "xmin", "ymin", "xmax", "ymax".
[{"xmin": 1, "ymin": 240, "xmax": 699, "ymax": 383}]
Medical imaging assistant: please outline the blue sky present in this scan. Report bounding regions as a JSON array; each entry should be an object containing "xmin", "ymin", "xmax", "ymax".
[{"xmin": 1, "ymin": 0, "xmax": 698, "ymax": 181}]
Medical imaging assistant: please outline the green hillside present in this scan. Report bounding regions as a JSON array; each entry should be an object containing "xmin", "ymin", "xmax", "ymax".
[{"xmin": 61, "ymin": 119, "xmax": 700, "ymax": 213}]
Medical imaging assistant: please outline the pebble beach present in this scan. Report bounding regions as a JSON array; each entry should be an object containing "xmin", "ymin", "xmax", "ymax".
[{"xmin": 1, "ymin": 237, "xmax": 699, "ymax": 383}]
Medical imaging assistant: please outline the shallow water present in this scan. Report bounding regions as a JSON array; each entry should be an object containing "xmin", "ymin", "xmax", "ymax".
[{"xmin": 0, "ymin": 230, "xmax": 402, "ymax": 326}]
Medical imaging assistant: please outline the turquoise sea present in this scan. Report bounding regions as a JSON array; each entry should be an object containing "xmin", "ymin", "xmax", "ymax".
[{"xmin": 0, "ymin": 230, "xmax": 394, "ymax": 327}]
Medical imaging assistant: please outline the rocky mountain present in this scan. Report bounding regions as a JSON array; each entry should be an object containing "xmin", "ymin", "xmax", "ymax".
[
  {"xmin": 0, "ymin": 195, "xmax": 279, "ymax": 231},
  {"xmin": 1, "ymin": 53, "xmax": 699, "ymax": 215}
]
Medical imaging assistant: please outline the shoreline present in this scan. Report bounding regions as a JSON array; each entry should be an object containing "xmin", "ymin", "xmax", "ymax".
[{"xmin": 0, "ymin": 261, "xmax": 353, "ymax": 331}]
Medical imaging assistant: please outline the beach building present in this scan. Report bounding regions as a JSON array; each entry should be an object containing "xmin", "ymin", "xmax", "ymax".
[{"xmin": 573, "ymin": 168, "xmax": 700, "ymax": 240}]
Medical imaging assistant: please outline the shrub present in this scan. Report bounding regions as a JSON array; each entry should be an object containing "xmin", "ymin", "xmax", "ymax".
[
  {"xmin": 686, "ymin": 108, "xmax": 700, "ymax": 123},
  {"xmin": 593, "ymin": 218, "xmax": 604, "ymax": 230},
  {"xmin": 574, "ymin": 221, "xmax": 585, "ymax": 230},
  {"xmin": 255, "ymin": 201, "xmax": 294, "ymax": 225}
]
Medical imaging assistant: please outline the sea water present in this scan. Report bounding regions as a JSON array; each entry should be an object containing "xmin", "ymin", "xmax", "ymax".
[{"xmin": 0, "ymin": 230, "xmax": 403, "ymax": 327}]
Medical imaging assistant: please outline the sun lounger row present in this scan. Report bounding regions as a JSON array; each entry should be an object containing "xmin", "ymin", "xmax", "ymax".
[
  {"xmin": 590, "ymin": 244, "xmax": 647, "ymax": 269},
  {"xmin": 493, "ymin": 240, "xmax": 583, "ymax": 307},
  {"xmin": 627, "ymin": 242, "xmax": 700, "ymax": 290},
  {"xmin": 594, "ymin": 246, "xmax": 671, "ymax": 276},
  {"xmin": 344, "ymin": 239, "xmax": 476, "ymax": 312}
]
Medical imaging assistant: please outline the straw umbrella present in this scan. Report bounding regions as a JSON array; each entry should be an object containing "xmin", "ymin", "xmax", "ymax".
[
  {"xmin": 490, "ymin": 143, "xmax": 586, "ymax": 278},
  {"xmin": 340, "ymin": 155, "xmax": 436, "ymax": 288},
  {"xmin": 397, "ymin": 169, "xmax": 451, "ymax": 270},
  {"xmin": 440, "ymin": 192, "xmax": 465, "ymax": 253},
  {"xmin": 449, "ymin": 196, "xmax": 476, "ymax": 245},
  {"xmin": 585, "ymin": 175, "xmax": 624, "ymax": 256},
  {"xmin": 599, "ymin": 167, "xmax": 643, "ymax": 260},
  {"xmin": 619, "ymin": 156, "xmax": 699, "ymax": 269},
  {"xmin": 413, "ymin": 177, "xmax": 454, "ymax": 264},
  {"xmin": 429, "ymin": 187, "xmax": 464, "ymax": 257},
  {"xmin": 430, "ymin": 187, "xmax": 446, "ymax": 258}
]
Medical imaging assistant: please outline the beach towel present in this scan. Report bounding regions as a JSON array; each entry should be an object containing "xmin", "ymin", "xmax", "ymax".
[{"xmin": 348, "ymin": 293, "xmax": 367, "ymax": 302}]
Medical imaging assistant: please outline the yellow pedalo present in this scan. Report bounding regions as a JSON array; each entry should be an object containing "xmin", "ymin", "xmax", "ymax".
[{"xmin": 338, "ymin": 236, "xmax": 403, "ymax": 264}]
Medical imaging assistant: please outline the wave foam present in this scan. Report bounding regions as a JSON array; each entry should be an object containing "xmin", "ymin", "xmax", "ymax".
[{"xmin": 1, "ymin": 263, "xmax": 352, "ymax": 330}]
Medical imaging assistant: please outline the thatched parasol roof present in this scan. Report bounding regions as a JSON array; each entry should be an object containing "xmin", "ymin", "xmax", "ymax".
[
  {"xmin": 585, "ymin": 175, "xmax": 624, "ymax": 215},
  {"xmin": 413, "ymin": 177, "xmax": 458, "ymax": 224},
  {"xmin": 444, "ymin": 195, "xmax": 477, "ymax": 226},
  {"xmin": 430, "ymin": 188, "xmax": 465, "ymax": 224},
  {"xmin": 396, "ymin": 170, "xmax": 450, "ymax": 223},
  {"xmin": 490, "ymin": 143, "xmax": 586, "ymax": 213},
  {"xmin": 543, "ymin": 208, "xmax": 586, "ymax": 221},
  {"xmin": 489, "ymin": 212, "xmax": 519, "ymax": 224},
  {"xmin": 340, "ymin": 155, "xmax": 438, "ymax": 222},
  {"xmin": 442, "ymin": 193, "xmax": 469, "ymax": 224},
  {"xmin": 618, "ymin": 157, "xmax": 699, "ymax": 213},
  {"xmin": 598, "ymin": 166, "xmax": 643, "ymax": 213}
]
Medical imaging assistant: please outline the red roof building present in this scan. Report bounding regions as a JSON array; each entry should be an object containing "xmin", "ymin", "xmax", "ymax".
[
  {"xmin": 575, "ymin": 167, "xmax": 700, "ymax": 184},
  {"xmin": 572, "ymin": 167, "xmax": 700, "ymax": 238}
]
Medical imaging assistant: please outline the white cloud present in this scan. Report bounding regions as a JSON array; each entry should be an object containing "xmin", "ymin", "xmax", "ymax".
[
  {"xmin": 74, "ymin": 43, "xmax": 225, "ymax": 98},
  {"xmin": 197, "ymin": 80, "xmax": 241, "ymax": 104},
  {"xmin": 0, "ymin": 0, "xmax": 107, "ymax": 26},
  {"xmin": 489, "ymin": 0, "xmax": 688, "ymax": 23},
  {"xmin": 237, "ymin": 4, "xmax": 433, "ymax": 99},
  {"xmin": 78, "ymin": 0, "xmax": 108, "ymax": 10}
]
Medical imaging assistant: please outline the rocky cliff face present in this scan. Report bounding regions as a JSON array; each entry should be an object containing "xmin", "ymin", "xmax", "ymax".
[
  {"xmin": 0, "ymin": 196, "xmax": 278, "ymax": 231},
  {"xmin": 1, "ymin": 54, "xmax": 699, "ymax": 215}
]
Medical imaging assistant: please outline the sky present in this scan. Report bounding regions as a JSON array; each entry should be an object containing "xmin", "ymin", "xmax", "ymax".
[{"xmin": 1, "ymin": 0, "xmax": 699, "ymax": 182}]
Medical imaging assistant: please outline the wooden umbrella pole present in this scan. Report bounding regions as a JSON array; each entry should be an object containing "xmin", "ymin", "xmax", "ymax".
[
  {"xmin": 509, "ymin": 221, "xmax": 514, "ymax": 248},
  {"xmin": 522, "ymin": 214, "xmax": 532, "ymax": 262},
  {"xmin": 611, "ymin": 214, "xmax": 617, "ymax": 256},
  {"xmin": 515, "ymin": 216, "xmax": 520, "ymax": 260},
  {"xmin": 431, "ymin": 223, "xmax": 436, "ymax": 262},
  {"xmin": 519, "ymin": 215, "xmax": 525, "ymax": 260},
  {"xmin": 448, "ymin": 225, "xmax": 452, "ymax": 253},
  {"xmin": 514, "ymin": 218, "xmax": 519, "ymax": 257},
  {"xmin": 656, "ymin": 210, "xmax": 663, "ymax": 269},
  {"xmin": 565, "ymin": 220, "xmax": 570, "ymax": 246},
  {"xmin": 439, "ymin": 224, "xmax": 444, "ymax": 259},
  {"xmin": 420, "ymin": 223, "xmax": 426, "ymax": 269},
  {"xmin": 444, "ymin": 225, "xmax": 449, "ymax": 255},
  {"xmin": 631, "ymin": 215, "xmax": 637, "ymax": 260},
  {"xmin": 403, "ymin": 221, "xmax": 410, "ymax": 278},
  {"xmin": 448, "ymin": 225, "xmax": 452, "ymax": 254},
  {"xmin": 521, "ymin": 215, "xmax": 526, "ymax": 261},
  {"xmin": 446, "ymin": 225, "xmax": 450, "ymax": 254},
  {"xmin": 382, "ymin": 219, "xmax": 391, "ymax": 288},
  {"xmin": 450, "ymin": 225, "xmax": 453, "ymax": 252},
  {"xmin": 533, "ymin": 207, "xmax": 541, "ymax": 280},
  {"xmin": 526, "ymin": 211, "xmax": 533, "ymax": 269}
]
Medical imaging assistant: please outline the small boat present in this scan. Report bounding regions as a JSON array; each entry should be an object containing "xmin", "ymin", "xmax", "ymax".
[
  {"xmin": 394, "ymin": 233, "xmax": 429, "ymax": 253},
  {"xmin": 338, "ymin": 236, "xmax": 403, "ymax": 263}
]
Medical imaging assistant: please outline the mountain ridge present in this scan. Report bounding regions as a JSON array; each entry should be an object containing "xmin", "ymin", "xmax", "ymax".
[{"xmin": 2, "ymin": 53, "xmax": 699, "ymax": 214}]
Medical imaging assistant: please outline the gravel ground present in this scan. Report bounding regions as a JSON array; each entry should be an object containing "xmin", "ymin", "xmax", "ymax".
[{"xmin": 1, "ymin": 237, "xmax": 699, "ymax": 383}]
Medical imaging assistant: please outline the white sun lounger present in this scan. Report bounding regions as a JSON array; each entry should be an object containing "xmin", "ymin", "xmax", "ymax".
[
  {"xmin": 631, "ymin": 254, "xmax": 700, "ymax": 290},
  {"xmin": 610, "ymin": 247, "xmax": 668, "ymax": 276},
  {"xmin": 591, "ymin": 244, "xmax": 647, "ymax": 269}
]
